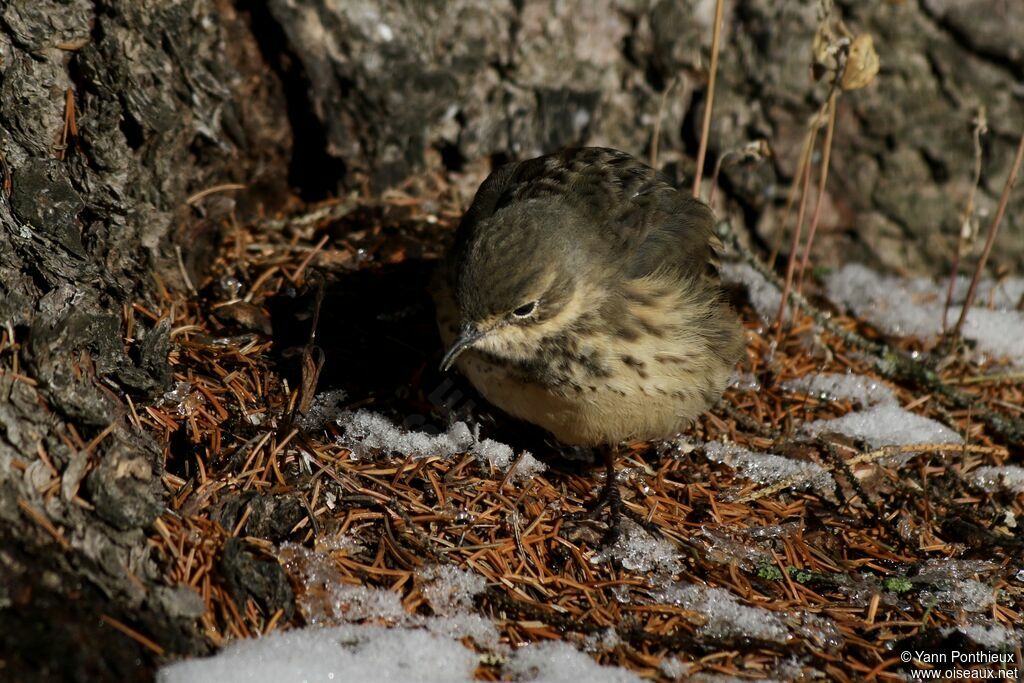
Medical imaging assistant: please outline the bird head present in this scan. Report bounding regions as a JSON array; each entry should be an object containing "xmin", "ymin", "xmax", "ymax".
[{"xmin": 440, "ymin": 198, "xmax": 609, "ymax": 371}]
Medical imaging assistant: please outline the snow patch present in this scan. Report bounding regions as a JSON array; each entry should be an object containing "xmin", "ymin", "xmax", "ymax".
[
  {"xmin": 281, "ymin": 542, "xmax": 406, "ymax": 625},
  {"xmin": 339, "ymin": 410, "xmax": 476, "ymax": 458},
  {"xmin": 703, "ymin": 441, "xmax": 835, "ymax": 498},
  {"xmin": 336, "ymin": 410, "xmax": 544, "ymax": 481},
  {"xmin": 784, "ymin": 372, "xmax": 895, "ymax": 407},
  {"xmin": 417, "ymin": 564, "xmax": 487, "ymax": 615},
  {"xmin": 915, "ymin": 559, "xmax": 998, "ymax": 614},
  {"xmin": 505, "ymin": 640, "xmax": 643, "ymax": 683},
  {"xmin": 699, "ymin": 525, "xmax": 794, "ymax": 568},
  {"xmin": 923, "ymin": 579, "xmax": 996, "ymax": 614},
  {"xmin": 658, "ymin": 583, "xmax": 790, "ymax": 644},
  {"xmin": 722, "ymin": 261, "xmax": 781, "ymax": 324},
  {"xmin": 969, "ymin": 465, "xmax": 1024, "ymax": 494},
  {"xmin": 299, "ymin": 389, "xmax": 349, "ymax": 431},
  {"xmin": 281, "ymin": 543, "xmax": 500, "ymax": 649},
  {"xmin": 157, "ymin": 624, "xmax": 479, "ymax": 683},
  {"xmin": 827, "ymin": 264, "xmax": 1024, "ymax": 366},
  {"xmin": 583, "ymin": 628, "xmax": 621, "ymax": 652},
  {"xmin": 784, "ymin": 371, "xmax": 961, "ymax": 451},
  {"xmin": 951, "ymin": 622, "xmax": 1021, "ymax": 649},
  {"xmin": 658, "ymin": 656, "xmax": 692, "ymax": 680},
  {"xmin": 803, "ymin": 404, "xmax": 962, "ymax": 449},
  {"xmin": 590, "ymin": 519, "xmax": 680, "ymax": 573}
]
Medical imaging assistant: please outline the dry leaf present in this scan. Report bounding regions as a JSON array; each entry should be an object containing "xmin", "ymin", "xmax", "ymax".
[{"xmin": 840, "ymin": 34, "xmax": 880, "ymax": 90}]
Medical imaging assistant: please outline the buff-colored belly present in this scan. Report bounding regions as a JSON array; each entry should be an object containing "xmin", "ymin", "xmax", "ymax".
[
  {"xmin": 454, "ymin": 347, "xmax": 714, "ymax": 446},
  {"xmin": 434, "ymin": 272, "xmax": 739, "ymax": 446}
]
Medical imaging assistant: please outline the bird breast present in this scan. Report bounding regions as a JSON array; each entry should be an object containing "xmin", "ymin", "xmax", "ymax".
[{"xmin": 437, "ymin": 272, "xmax": 739, "ymax": 446}]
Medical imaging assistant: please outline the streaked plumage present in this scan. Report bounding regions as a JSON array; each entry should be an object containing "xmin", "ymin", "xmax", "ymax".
[{"xmin": 435, "ymin": 147, "xmax": 744, "ymax": 446}]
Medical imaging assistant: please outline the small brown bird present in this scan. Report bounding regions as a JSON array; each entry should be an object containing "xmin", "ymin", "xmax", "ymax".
[{"xmin": 435, "ymin": 147, "xmax": 744, "ymax": 532}]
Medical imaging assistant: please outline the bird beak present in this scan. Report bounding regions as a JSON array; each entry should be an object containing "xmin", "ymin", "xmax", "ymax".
[{"xmin": 440, "ymin": 323, "xmax": 485, "ymax": 372}]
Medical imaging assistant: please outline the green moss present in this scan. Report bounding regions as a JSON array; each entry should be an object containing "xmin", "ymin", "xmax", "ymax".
[
  {"xmin": 756, "ymin": 562, "xmax": 785, "ymax": 581},
  {"xmin": 884, "ymin": 576, "xmax": 914, "ymax": 593},
  {"xmin": 788, "ymin": 568, "xmax": 815, "ymax": 584}
]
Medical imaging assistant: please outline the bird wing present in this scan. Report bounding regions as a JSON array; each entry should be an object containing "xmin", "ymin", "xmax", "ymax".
[{"xmin": 455, "ymin": 147, "xmax": 720, "ymax": 281}]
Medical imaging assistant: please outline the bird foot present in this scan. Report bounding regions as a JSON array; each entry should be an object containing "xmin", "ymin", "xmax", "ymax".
[{"xmin": 563, "ymin": 449, "xmax": 622, "ymax": 548}]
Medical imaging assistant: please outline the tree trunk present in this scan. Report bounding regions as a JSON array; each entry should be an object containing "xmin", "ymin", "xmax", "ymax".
[
  {"xmin": 1, "ymin": 0, "xmax": 1021, "ymax": 678},
  {"xmin": 0, "ymin": 1, "xmax": 290, "ymax": 678}
]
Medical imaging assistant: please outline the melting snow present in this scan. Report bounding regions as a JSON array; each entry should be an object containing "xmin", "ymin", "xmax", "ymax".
[
  {"xmin": 786, "ymin": 372, "xmax": 962, "ymax": 449},
  {"xmin": 280, "ymin": 542, "xmax": 499, "ymax": 649},
  {"xmin": 590, "ymin": 519, "xmax": 680, "ymax": 573},
  {"xmin": 659, "ymin": 657, "xmax": 692, "ymax": 680},
  {"xmin": 951, "ymin": 622, "xmax": 1022, "ymax": 649},
  {"xmin": 923, "ymin": 579, "xmax": 996, "ymax": 613},
  {"xmin": 504, "ymin": 640, "xmax": 643, "ymax": 683},
  {"xmin": 582, "ymin": 628, "xmax": 621, "ymax": 652},
  {"xmin": 658, "ymin": 583, "xmax": 790, "ymax": 644},
  {"xmin": 281, "ymin": 542, "xmax": 406, "ymax": 625},
  {"xmin": 339, "ymin": 410, "xmax": 476, "ymax": 458},
  {"xmin": 299, "ymin": 389, "xmax": 349, "ymax": 430},
  {"xmin": 803, "ymin": 403, "xmax": 962, "ymax": 449},
  {"xmin": 969, "ymin": 465, "xmax": 1024, "ymax": 494},
  {"xmin": 722, "ymin": 261, "xmax": 782, "ymax": 324},
  {"xmin": 827, "ymin": 264, "xmax": 1024, "ymax": 366},
  {"xmin": 703, "ymin": 441, "xmax": 836, "ymax": 498},
  {"xmin": 337, "ymin": 409, "xmax": 545, "ymax": 482},
  {"xmin": 157, "ymin": 624, "xmax": 479, "ymax": 683},
  {"xmin": 783, "ymin": 372, "xmax": 895, "ymax": 407},
  {"xmin": 417, "ymin": 564, "xmax": 487, "ymax": 615},
  {"xmin": 915, "ymin": 559, "xmax": 998, "ymax": 613}
]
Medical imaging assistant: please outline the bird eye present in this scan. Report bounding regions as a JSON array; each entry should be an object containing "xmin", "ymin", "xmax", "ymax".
[{"xmin": 511, "ymin": 301, "xmax": 537, "ymax": 318}]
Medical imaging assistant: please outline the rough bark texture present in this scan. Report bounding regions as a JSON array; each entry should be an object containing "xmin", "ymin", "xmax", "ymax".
[
  {"xmin": 0, "ymin": 0, "xmax": 1021, "ymax": 679},
  {"xmin": 264, "ymin": 0, "xmax": 1024, "ymax": 273},
  {"xmin": 0, "ymin": 0, "xmax": 290, "ymax": 678}
]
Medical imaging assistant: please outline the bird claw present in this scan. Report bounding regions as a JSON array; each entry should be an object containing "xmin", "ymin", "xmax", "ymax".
[
  {"xmin": 563, "ymin": 450, "xmax": 622, "ymax": 549},
  {"xmin": 596, "ymin": 473, "xmax": 623, "ymax": 547}
]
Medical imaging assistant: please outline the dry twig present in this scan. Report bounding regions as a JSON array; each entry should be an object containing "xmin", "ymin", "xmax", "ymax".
[
  {"xmin": 952, "ymin": 128, "xmax": 1024, "ymax": 337},
  {"xmin": 692, "ymin": 0, "xmax": 725, "ymax": 200}
]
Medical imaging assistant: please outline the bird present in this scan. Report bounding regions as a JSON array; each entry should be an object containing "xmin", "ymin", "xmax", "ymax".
[{"xmin": 434, "ymin": 147, "xmax": 745, "ymax": 538}]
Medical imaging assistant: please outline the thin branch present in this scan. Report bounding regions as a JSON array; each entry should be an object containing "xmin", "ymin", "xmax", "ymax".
[
  {"xmin": 773, "ymin": 118, "xmax": 820, "ymax": 336},
  {"xmin": 187, "ymin": 183, "xmax": 247, "ymax": 205},
  {"xmin": 692, "ymin": 0, "xmax": 725, "ymax": 200},
  {"xmin": 847, "ymin": 442, "xmax": 1006, "ymax": 467},
  {"xmin": 650, "ymin": 77, "xmax": 677, "ymax": 170},
  {"xmin": 952, "ymin": 128, "xmax": 1024, "ymax": 338},
  {"xmin": 768, "ymin": 125, "xmax": 816, "ymax": 267},
  {"xmin": 942, "ymin": 108, "xmax": 986, "ymax": 332},
  {"xmin": 796, "ymin": 89, "xmax": 838, "ymax": 292}
]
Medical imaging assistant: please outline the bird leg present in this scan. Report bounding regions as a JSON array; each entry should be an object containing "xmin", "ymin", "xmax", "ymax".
[
  {"xmin": 561, "ymin": 445, "xmax": 623, "ymax": 547},
  {"xmin": 597, "ymin": 446, "xmax": 623, "ymax": 545},
  {"xmin": 575, "ymin": 446, "xmax": 623, "ymax": 543}
]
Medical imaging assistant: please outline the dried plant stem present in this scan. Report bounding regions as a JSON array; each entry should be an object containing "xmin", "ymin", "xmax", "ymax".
[
  {"xmin": 692, "ymin": 0, "xmax": 725, "ymax": 200},
  {"xmin": 707, "ymin": 151, "xmax": 733, "ymax": 209},
  {"xmin": 257, "ymin": 193, "xmax": 361, "ymax": 232},
  {"xmin": 650, "ymin": 77, "xmax": 677, "ymax": 170},
  {"xmin": 942, "ymin": 250, "xmax": 964, "ymax": 335},
  {"xmin": 773, "ymin": 122, "xmax": 820, "ymax": 336},
  {"xmin": 942, "ymin": 111, "xmax": 986, "ymax": 332},
  {"xmin": 768, "ymin": 126, "xmax": 816, "ymax": 266},
  {"xmin": 796, "ymin": 89, "xmax": 838, "ymax": 292},
  {"xmin": 848, "ymin": 442, "xmax": 1006, "ymax": 467},
  {"xmin": 952, "ymin": 129, "xmax": 1024, "ymax": 338}
]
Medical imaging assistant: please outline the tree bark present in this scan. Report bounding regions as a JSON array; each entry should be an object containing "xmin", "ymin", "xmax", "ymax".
[
  {"xmin": 0, "ymin": 1, "xmax": 289, "ymax": 678},
  {"xmin": 1, "ymin": 0, "xmax": 1021, "ymax": 678}
]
